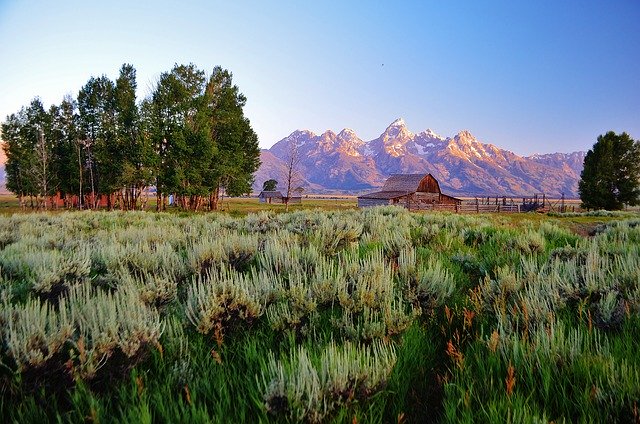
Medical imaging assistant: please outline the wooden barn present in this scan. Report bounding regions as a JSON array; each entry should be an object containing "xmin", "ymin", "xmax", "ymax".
[
  {"xmin": 258, "ymin": 191, "xmax": 284, "ymax": 203},
  {"xmin": 357, "ymin": 174, "xmax": 461, "ymax": 210}
]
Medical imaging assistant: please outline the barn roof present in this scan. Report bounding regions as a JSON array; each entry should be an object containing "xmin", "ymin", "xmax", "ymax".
[
  {"xmin": 258, "ymin": 191, "xmax": 283, "ymax": 198},
  {"xmin": 381, "ymin": 174, "xmax": 430, "ymax": 192},
  {"xmin": 357, "ymin": 191, "xmax": 408, "ymax": 200},
  {"xmin": 440, "ymin": 193, "xmax": 463, "ymax": 202}
]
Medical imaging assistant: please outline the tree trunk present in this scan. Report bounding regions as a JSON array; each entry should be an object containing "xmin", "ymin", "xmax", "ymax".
[
  {"xmin": 211, "ymin": 186, "xmax": 220, "ymax": 211},
  {"xmin": 77, "ymin": 143, "xmax": 83, "ymax": 210}
]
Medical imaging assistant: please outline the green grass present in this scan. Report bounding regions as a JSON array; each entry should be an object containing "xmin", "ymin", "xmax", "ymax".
[{"xmin": 1, "ymin": 207, "xmax": 640, "ymax": 423}]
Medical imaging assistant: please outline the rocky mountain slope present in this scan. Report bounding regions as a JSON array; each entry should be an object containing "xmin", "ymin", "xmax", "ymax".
[{"xmin": 255, "ymin": 119, "xmax": 586, "ymax": 197}]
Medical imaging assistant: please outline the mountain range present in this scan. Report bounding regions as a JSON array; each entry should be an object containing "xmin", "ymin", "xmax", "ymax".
[{"xmin": 254, "ymin": 119, "xmax": 586, "ymax": 197}]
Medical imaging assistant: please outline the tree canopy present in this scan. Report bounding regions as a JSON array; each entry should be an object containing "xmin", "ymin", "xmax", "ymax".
[
  {"xmin": 1, "ymin": 63, "xmax": 260, "ymax": 211},
  {"xmin": 579, "ymin": 131, "xmax": 640, "ymax": 210},
  {"xmin": 262, "ymin": 179, "xmax": 278, "ymax": 191}
]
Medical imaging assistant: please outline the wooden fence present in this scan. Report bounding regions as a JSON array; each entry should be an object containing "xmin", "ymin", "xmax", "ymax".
[
  {"xmin": 409, "ymin": 202, "xmax": 520, "ymax": 213},
  {"xmin": 406, "ymin": 198, "xmax": 527, "ymax": 213}
]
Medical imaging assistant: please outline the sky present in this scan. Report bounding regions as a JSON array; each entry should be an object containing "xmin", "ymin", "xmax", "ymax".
[{"xmin": 0, "ymin": 0, "xmax": 639, "ymax": 155}]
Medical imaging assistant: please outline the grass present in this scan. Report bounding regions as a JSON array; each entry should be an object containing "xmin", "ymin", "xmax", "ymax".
[
  {"xmin": 1, "ymin": 207, "xmax": 639, "ymax": 423},
  {"xmin": 0, "ymin": 193, "xmax": 358, "ymax": 216}
]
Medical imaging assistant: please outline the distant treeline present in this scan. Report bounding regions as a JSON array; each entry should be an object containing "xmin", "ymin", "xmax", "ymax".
[{"xmin": 1, "ymin": 63, "xmax": 260, "ymax": 211}]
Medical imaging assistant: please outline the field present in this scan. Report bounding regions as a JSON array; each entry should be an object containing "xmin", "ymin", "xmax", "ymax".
[
  {"xmin": 0, "ymin": 194, "xmax": 359, "ymax": 215},
  {"xmin": 1, "ymin": 207, "xmax": 640, "ymax": 423}
]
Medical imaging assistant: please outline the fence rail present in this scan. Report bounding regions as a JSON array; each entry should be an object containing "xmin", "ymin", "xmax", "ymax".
[
  {"xmin": 398, "ymin": 193, "xmax": 578, "ymax": 214},
  {"xmin": 408, "ymin": 202, "xmax": 520, "ymax": 213}
]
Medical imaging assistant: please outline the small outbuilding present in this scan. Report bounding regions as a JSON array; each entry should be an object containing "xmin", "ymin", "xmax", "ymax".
[
  {"xmin": 283, "ymin": 195, "xmax": 302, "ymax": 204},
  {"xmin": 357, "ymin": 173, "xmax": 461, "ymax": 210},
  {"xmin": 258, "ymin": 191, "xmax": 284, "ymax": 204}
]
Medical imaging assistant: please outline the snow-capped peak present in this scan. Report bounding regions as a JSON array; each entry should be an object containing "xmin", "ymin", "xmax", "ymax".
[
  {"xmin": 383, "ymin": 118, "xmax": 412, "ymax": 138},
  {"xmin": 389, "ymin": 118, "xmax": 406, "ymax": 127},
  {"xmin": 287, "ymin": 129, "xmax": 315, "ymax": 140},
  {"xmin": 418, "ymin": 128, "xmax": 444, "ymax": 141},
  {"xmin": 338, "ymin": 128, "xmax": 358, "ymax": 138},
  {"xmin": 455, "ymin": 130, "xmax": 476, "ymax": 142}
]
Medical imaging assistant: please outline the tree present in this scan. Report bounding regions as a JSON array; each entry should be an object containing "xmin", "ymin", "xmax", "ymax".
[
  {"xmin": 145, "ymin": 63, "xmax": 260, "ymax": 211},
  {"xmin": 263, "ymin": 179, "xmax": 278, "ymax": 191},
  {"xmin": 282, "ymin": 140, "xmax": 302, "ymax": 212},
  {"xmin": 31, "ymin": 127, "xmax": 54, "ymax": 208},
  {"xmin": 2, "ymin": 110, "xmax": 33, "ymax": 207},
  {"xmin": 49, "ymin": 96, "xmax": 81, "ymax": 208},
  {"xmin": 204, "ymin": 66, "xmax": 260, "ymax": 209},
  {"xmin": 146, "ymin": 63, "xmax": 212, "ymax": 211},
  {"xmin": 77, "ymin": 75, "xmax": 117, "ymax": 208},
  {"xmin": 579, "ymin": 131, "xmax": 640, "ymax": 210},
  {"xmin": 1, "ymin": 99, "xmax": 51, "ymax": 208},
  {"xmin": 114, "ymin": 64, "xmax": 153, "ymax": 210}
]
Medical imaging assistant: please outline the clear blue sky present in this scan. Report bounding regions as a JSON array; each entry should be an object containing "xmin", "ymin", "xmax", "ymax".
[{"xmin": 1, "ymin": 0, "xmax": 638, "ymax": 155}]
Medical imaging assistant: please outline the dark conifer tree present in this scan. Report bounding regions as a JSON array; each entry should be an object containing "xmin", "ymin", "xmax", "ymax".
[{"xmin": 579, "ymin": 131, "xmax": 640, "ymax": 210}]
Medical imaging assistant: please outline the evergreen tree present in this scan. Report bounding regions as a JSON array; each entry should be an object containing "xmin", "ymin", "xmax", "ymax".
[
  {"xmin": 204, "ymin": 66, "xmax": 260, "ymax": 209},
  {"xmin": 579, "ymin": 131, "xmax": 640, "ymax": 210}
]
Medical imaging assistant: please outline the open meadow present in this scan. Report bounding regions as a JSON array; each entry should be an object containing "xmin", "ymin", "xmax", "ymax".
[
  {"xmin": 1, "ymin": 206, "xmax": 640, "ymax": 423},
  {"xmin": 0, "ymin": 194, "xmax": 359, "ymax": 216}
]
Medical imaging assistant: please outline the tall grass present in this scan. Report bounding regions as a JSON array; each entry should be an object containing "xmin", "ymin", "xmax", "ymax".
[{"xmin": 0, "ymin": 208, "xmax": 638, "ymax": 422}]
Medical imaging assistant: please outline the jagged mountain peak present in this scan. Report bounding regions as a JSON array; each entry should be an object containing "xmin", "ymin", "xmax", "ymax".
[
  {"xmin": 279, "ymin": 129, "xmax": 316, "ymax": 148},
  {"xmin": 338, "ymin": 128, "xmax": 358, "ymax": 138},
  {"xmin": 453, "ymin": 130, "xmax": 477, "ymax": 143},
  {"xmin": 382, "ymin": 118, "xmax": 411, "ymax": 135},
  {"xmin": 289, "ymin": 129, "xmax": 315, "ymax": 138},
  {"xmin": 320, "ymin": 129, "xmax": 336, "ymax": 138},
  {"xmin": 417, "ymin": 128, "xmax": 444, "ymax": 141}
]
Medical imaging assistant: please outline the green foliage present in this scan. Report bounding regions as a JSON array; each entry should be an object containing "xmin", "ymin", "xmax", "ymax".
[
  {"xmin": 0, "ymin": 209, "xmax": 639, "ymax": 423},
  {"xmin": 145, "ymin": 63, "xmax": 260, "ymax": 210},
  {"xmin": 579, "ymin": 131, "xmax": 640, "ymax": 210},
  {"xmin": 1, "ymin": 63, "xmax": 260, "ymax": 211},
  {"xmin": 263, "ymin": 179, "xmax": 278, "ymax": 191},
  {"xmin": 1, "ymin": 99, "xmax": 51, "ymax": 200}
]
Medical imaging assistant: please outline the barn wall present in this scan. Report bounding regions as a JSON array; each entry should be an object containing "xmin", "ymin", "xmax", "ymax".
[
  {"xmin": 415, "ymin": 192, "xmax": 440, "ymax": 202},
  {"xmin": 357, "ymin": 198, "xmax": 392, "ymax": 208},
  {"xmin": 438, "ymin": 193, "xmax": 460, "ymax": 205}
]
